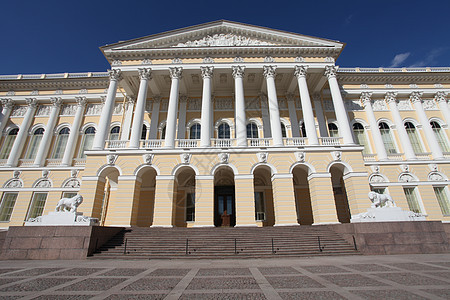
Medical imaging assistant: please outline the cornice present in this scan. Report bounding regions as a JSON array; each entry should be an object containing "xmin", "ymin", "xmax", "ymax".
[
  {"xmin": 0, "ymin": 75, "xmax": 109, "ymax": 91},
  {"xmin": 337, "ymin": 72, "xmax": 450, "ymax": 84}
]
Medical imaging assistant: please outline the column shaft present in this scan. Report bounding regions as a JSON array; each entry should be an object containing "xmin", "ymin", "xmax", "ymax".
[
  {"xmin": 148, "ymin": 97, "xmax": 161, "ymax": 139},
  {"xmin": 233, "ymin": 66, "xmax": 247, "ymax": 147},
  {"xmin": 120, "ymin": 97, "xmax": 135, "ymax": 141},
  {"xmin": 325, "ymin": 66, "xmax": 355, "ymax": 144},
  {"xmin": 411, "ymin": 92, "xmax": 444, "ymax": 159},
  {"xmin": 264, "ymin": 66, "xmax": 284, "ymax": 146},
  {"xmin": 361, "ymin": 93, "xmax": 387, "ymax": 160},
  {"xmin": 129, "ymin": 68, "xmax": 151, "ymax": 148},
  {"xmin": 61, "ymin": 97, "xmax": 87, "ymax": 166},
  {"xmin": 200, "ymin": 66, "xmax": 213, "ymax": 147},
  {"xmin": 177, "ymin": 96, "xmax": 187, "ymax": 139},
  {"xmin": 295, "ymin": 66, "xmax": 319, "ymax": 145},
  {"xmin": 33, "ymin": 98, "xmax": 61, "ymax": 166},
  {"xmin": 164, "ymin": 67, "xmax": 182, "ymax": 148},
  {"xmin": 93, "ymin": 70, "xmax": 121, "ymax": 150},
  {"xmin": 313, "ymin": 94, "xmax": 328, "ymax": 137},
  {"xmin": 435, "ymin": 92, "xmax": 450, "ymax": 125},
  {"xmin": 287, "ymin": 96, "xmax": 300, "ymax": 137}
]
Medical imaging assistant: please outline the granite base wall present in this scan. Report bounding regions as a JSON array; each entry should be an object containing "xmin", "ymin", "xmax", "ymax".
[
  {"xmin": 326, "ymin": 221, "xmax": 450, "ymax": 255},
  {"xmin": 0, "ymin": 226, "xmax": 123, "ymax": 260}
]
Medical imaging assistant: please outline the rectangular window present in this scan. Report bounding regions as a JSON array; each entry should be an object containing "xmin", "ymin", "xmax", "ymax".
[
  {"xmin": 434, "ymin": 187, "xmax": 450, "ymax": 216},
  {"xmin": 26, "ymin": 193, "xmax": 48, "ymax": 220},
  {"xmin": 403, "ymin": 187, "xmax": 421, "ymax": 213},
  {"xmin": 185, "ymin": 193, "xmax": 195, "ymax": 222},
  {"xmin": 254, "ymin": 191, "xmax": 266, "ymax": 221},
  {"xmin": 0, "ymin": 193, "xmax": 18, "ymax": 222}
]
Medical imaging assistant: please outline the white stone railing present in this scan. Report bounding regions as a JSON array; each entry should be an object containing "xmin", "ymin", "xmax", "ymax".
[
  {"xmin": 387, "ymin": 153, "xmax": 404, "ymax": 161},
  {"xmin": 248, "ymin": 138, "xmax": 271, "ymax": 147},
  {"xmin": 142, "ymin": 139, "xmax": 163, "ymax": 149},
  {"xmin": 363, "ymin": 154, "xmax": 377, "ymax": 162},
  {"xmin": 73, "ymin": 158, "xmax": 86, "ymax": 166},
  {"xmin": 106, "ymin": 140, "xmax": 127, "ymax": 149},
  {"xmin": 284, "ymin": 137, "xmax": 307, "ymax": 146},
  {"xmin": 415, "ymin": 153, "xmax": 432, "ymax": 160},
  {"xmin": 319, "ymin": 137, "xmax": 342, "ymax": 146},
  {"xmin": 212, "ymin": 139, "xmax": 234, "ymax": 148},
  {"xmin": 177, "ymin": 139, "xmax": 199, "ymax": 148},
  {"xmin": 19, "ymin": 159, "xmax": 34, "ymax": 167},
  {"xmin": 46, "ymin": 159, "xmax": 62, "ymax": 166}
]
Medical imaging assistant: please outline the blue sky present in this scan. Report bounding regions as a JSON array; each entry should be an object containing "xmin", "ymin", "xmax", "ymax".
[{"xmin": 1, "ymin": 0, "xmax": 449, "ymax": 75}]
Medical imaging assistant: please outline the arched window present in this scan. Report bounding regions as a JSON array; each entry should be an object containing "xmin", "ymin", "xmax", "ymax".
[
  {"xmin": 109, "ymin": 126, "xmax": 120, "ymax": 141},
  {"xmin": 160, "ymin": 125, "xmax": 166, "ymax": 140},
  {"xmin": 79, "ymin": 127, "xmax": 96, "ymax": 158},
  {"xmin": 352, "ymin": 123, "xmax": 369, "ymax": 154},
  {"xmin": 141, "ymin": 124, "xmax": 147, "ymax": 140},
  {"xmin": 379, "ymin": 122, "xmax": 397, "ymax": 154},
  {"xmin": 52, "ymin": 127, "xmax": 70, "ymax": 159},
  {"xmin": 299, "ymin": 122, "xmax": 306, "ymax": 137},
  {"xmin": 26, "ymin": 128, "xmax": 44, "ymax": 159},
  {"xmin": 328, "ymin": 123, "xmax": 339, "ymax": 138},
  {"xmin": 0, "ymin": 128, "xmax": 19, "ymax": 159},
  {"xmin": 430, "ymin": 121, "xmax": 450, "ymax": 152},
  {"xmin": 404, "ymin": 122, "xmax": 423, "ymax": 154},
  {"xmin": 280, "ymin": 122, "xmax": 287, "ymax": 138},
  {"xmin": 218, "ymin": 123, "xmax": 230, "ymax": 139},
  {"xmin": 189, "ymin": 123, "xmax": 201, "ymax": 139},
  {"xmin": 247, "ymin": 123, "xmax": 259, "ymax": 138}
]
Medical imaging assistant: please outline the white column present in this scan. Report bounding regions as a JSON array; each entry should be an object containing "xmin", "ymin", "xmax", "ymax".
[
  {"xmin": 313, "ymin": 93, "xmax": 328, "ymax": 137},
  {"xmin": 435, "ymin": 91, "xmax": 450, "ymax": 126},
  {"xmin": 263, "ymin": 66, "xmax": 284, "ymax": 146},
  {"xmin": 33, "ymin": 97, "xmax": 62, "ymax": 166},
  {"xmin": 325, "ymin": 66, "xmax": 355, "ymax": 144},
  {"xmin": 286, "ymin": 94, "xmax": 300, "ymax": 137},
  {"xmin": 361, "ymin": 92, "xmax": 388, "ymax": 160},
  {"xmin": 177, "ymin": 95, "xmax": 187, "ymax": 139},
  {"xmin": 120, "ymin": 96, "xmax": 136, "ymax": 141},
  {"xmin": 93, "ymin": 69, "xmax": 121, "ymax": 150},
  {"xmin": 6, "ymin": 98, "xmax": 37, "ymax": 167},
  {"xmin": 385, "ymin": 92, "xmax": 416, "ymax": 160},
  {"xmin": 148, "ymin": 96, "xmax": 160, "ymax": 139},
  {"xmin": 200, "ymin": 66, "xmax": 213, "ymax": 147},
  {"xmin": 411, "ymin": 92, "xmax": 444, "ymax": 159},
  {"xmin": 0, "ymin": 99, "xmax": 14, "ymax": 135},
  {"xmin": 233, "ymin": 66, "xmax": 247, "ymax": 147},
  {"xmin": 164, "ymin": 67, "xmax": 182, "ymax": 148},
  {"xmin": 260, "ymin": 94, "xmax": 271, "ymax": 138},
  {"xmin": 129, "ymin": 68, "xmax": 152, "ymax": 148},
  {"xmin": 294, "ymin": 66, "xmax": 319, "ymax": 145},
  {"xmin": 61, "ymin": 97, "xmax": 87, "ymax": 166}
]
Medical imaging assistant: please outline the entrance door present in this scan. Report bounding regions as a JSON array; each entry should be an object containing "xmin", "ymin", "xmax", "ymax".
[{"xmin": 214, "ymin": 186, "xmax": 235, "ymax": 227}]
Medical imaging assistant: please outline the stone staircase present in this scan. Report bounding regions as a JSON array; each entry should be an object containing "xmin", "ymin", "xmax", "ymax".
[{"xmin": 90, "ymin": 226, "xmax": 359, "ymax": 259}]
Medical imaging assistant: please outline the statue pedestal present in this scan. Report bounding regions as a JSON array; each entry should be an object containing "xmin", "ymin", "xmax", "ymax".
[
  {"xmin": 24, "ymin": 211, "xmax": 99, "ymax": 226},
  {"xmin": 351, "ymin": 206, "xmax": 426, "ymax": 223}
]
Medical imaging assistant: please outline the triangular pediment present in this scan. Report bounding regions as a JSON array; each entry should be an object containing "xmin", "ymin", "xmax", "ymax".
[{"xmin": 101, "ymin": 20, "xmax": 344, "ymax": 60}]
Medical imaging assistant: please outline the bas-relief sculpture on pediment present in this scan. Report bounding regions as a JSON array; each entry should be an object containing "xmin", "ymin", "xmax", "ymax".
[{"xmin": 173, "ymin": 34, "xmax": 278, "ymax": 48}]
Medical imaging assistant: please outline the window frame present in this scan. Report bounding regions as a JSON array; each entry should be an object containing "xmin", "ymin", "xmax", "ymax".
[{"xmin": 0, "ymin": 192, "xmax": 18, "ymax": 222}]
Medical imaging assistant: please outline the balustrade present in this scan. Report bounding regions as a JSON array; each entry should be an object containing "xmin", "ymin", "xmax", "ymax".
[{"xmin": 284, "ymin": 137, "xmax": 307, "ymax": 146}]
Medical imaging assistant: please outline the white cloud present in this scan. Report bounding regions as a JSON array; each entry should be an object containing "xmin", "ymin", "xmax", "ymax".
[
  {"xmin": 409, "ymin": 48, "xmax": 447, "ymax": 67},
  {"xmin": 389, "ymin": 52, "xmax": 410, "ymax": 67}
]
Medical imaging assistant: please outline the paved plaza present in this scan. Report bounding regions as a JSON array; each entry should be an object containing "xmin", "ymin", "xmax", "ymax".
[{"xmin": 0, "ymin": 254, "xmax": 449, "ymax": 299}]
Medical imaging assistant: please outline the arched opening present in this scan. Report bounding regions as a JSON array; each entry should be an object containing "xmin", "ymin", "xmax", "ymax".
[
  {"xmin": 292, "ymin": 165, "xmax": 313, "ymax": 225},
  {"xmin": 280, "ymin": 122, "xmax": 287, "ymax": 138},
  {"xmin": 109, "ymin": 126, "xmax": 120, "ymax": 140},
  {"xmin": 173, "ymin": 167, "xmax": 196, "ymax": 227},
  {"xmin": 26, "ymin": 128, "xmax": 44, "ymax": 159},
  {"xmin": 379, "ymin": 122, "xmax": 397, "ymax": 154},
  {"xmin": 95, "ymin": 167, "xmax": 120, "ymax": 225},
  {"xmin": 246, "ymin": 122, "xmax": 259, "ymax": 138},
  {"xmin": 218, "ymin": 123, "xmax": 231, "ymax": 139},
  {"xmin": 0, "ymin": 128, "xmax": 19, "ymax": 159},
  {"xmin": 141, "ymin": 124, "xmax": 148, "ymax": 140},
  {"xmin": 189, "ymin": 123, "xmax": 201, "ymax": 139},
  {"xmin": 330, "ymin": 164, "xmax": 351, "ymax": 223},
  {"xmin": 352, "ymin": 122, "xmax": 370, "ymax": 154},
  {"xmin": 214, "ymin": 166, "xmax": 235, "ymax": 227},
  {"xmin": 52, "ymin": 127, "xmax": 70, "ymax": 159},
  {"xmin": 253, "ymin": 166, "xmax": 275, "ymax": 226},
  {"xmin": 136, "ymin": 167, "xmax": 157, "ymax": 227},
  {"xmin": 79, "ymin": 126, "xmax": 96, "ymax": 158},
  {"xmin": 328, "ymin": 123, "xmax": 339, "ymax": 138},
  {"xmin": 404, "ymin": 121, "xmax": 424, "ymax": 154},
  {"xmin": 299, "ymin": 121, "xmax": 306, "ymax": 138},
  {"xmin": 430, "ymin": 121, "xmax": 450, "ymax": 152}
]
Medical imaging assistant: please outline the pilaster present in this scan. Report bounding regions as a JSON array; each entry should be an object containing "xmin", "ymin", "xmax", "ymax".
[{"xmin": 271, "ymin": 174, "xmax": 299, "ymax": 226}]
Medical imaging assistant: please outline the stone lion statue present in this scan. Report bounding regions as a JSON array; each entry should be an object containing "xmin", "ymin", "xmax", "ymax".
[
  {"xmin": 368, "ymin": 191, "xmax": 395, "ymax": 208},
  {"xmin": 55, "ymin": 194, "xmax": 83, "ymax": 213}
]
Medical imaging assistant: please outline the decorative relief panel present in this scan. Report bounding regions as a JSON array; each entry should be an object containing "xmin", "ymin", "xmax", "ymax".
[
  {"xmin": 372, "ymin": 99, "xmax": 388, "ymax": 111},
  {"xmin": 63, "ymin": 178, "xmax": 81, "ymax": 188},
  {"xmin": 245, "ymin": 97, "xmax": 261, "ymax": 110},
  {"xmin": 36, "ymin": 105, "xmax": 51, "ymax": 116},
  {"xmin": 174, "ymin": 34, "xmax": 277, "ymax": 47},
  {"xmin": 34, "ymin": 179, "xmax": 52, "ymax": 188},
  {"xmin": 423, "ymin": 99, "xmax": 438, "ymax": 110},
  {"xmin": 187, "ymin": 99, "xmax": 201, "ymax": 111},
  {"xmin": 60, "ymin": 104, "xmax": 76, "ymax": 116},
  {"xmin": 323, "ymin": 100, "xmax": 334, "ymax": 111},
  {"xmin": 344, "ymin": 100, "xmax": 363, "ymax": 111},
  {"xmin": 113, "ymin": 103, "xmax": 123, "ymax": 115},
  {"xmin": 86, "ymin": 104, "xmax": 102, "ymax": 115},
  {"xmin": 397, "ymin": 100, "xmax": 413, "ymax": 110},
  {"xmin": 3, "ymin": 179, "xmax": 22, "ymax": 188},
  {"xmin": 11, "ymin": 106, "xmax": 26, "ymax": 117},
  {"xmin": 215, "ymin": 98, "xmax": 233, "ymax": 110},
  {"xmin": 369, "ymin": 174, "xmax": 386, "ymax": 183}
]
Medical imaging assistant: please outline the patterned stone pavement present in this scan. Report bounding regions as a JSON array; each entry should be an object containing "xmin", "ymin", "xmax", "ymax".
[{"xmin": 0, "ymin": 253, "xmax": 449, "ymax": 299}]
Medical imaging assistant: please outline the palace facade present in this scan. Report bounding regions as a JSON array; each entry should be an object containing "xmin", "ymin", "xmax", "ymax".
[{"xmin": 0, "ymin": 20, "xmax": 449, "ymax": 229}]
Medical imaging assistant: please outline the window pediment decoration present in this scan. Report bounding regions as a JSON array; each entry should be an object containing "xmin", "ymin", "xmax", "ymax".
[
  {"xmin": 62, "ymin": 178, "xmax": 81, "ymax": 188},
  {"xmin": 3, "ymin": 178, "xmax": 23, "ymax": 188},
  {"xmin": 428, "ymin": 172, "xmax": 446, "ymax": 182},
  {"xmin": 369, "ymin": 173, "xmax": 387, "ymax": 183},
  {"xmin": 398, "ymin": 172, "xmax": 417, "ymax": 183},
  {"xmin": 173, "ymin": 34, "xmax": 278, "ymax": 47},
  {"xmin": 33, "ymin": 178, "xmax": 52, "ymax": 188}
]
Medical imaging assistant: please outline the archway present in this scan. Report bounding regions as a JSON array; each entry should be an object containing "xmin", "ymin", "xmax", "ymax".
[
  {"xmin": 330, "ymin": 164, "xmax": 351, "ymax": 223},
  {"xmin": 214, "ymin": 166, "xmax": 235, "ymax": 227},
  {"xmin": 95, "ymin": 166, "xmax": 120, "ymax": 225},
  {"xmin": 292, "ymin": 165, "xmax": 313, "ymax": 225},
  {"xmin": 253, "ymin": 166, "xmax": 275, "ymax": 226},
  {"xmin": 173, "ymin": 167, "xmax": 196, "ymax": 227},
  {"xmin": 135, "ymin": 167, "xmax": 157, "ymax": 227}
]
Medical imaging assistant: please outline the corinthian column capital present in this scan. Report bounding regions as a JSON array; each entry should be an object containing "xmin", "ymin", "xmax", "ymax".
[
  {"xmin": 410, "ymin": 91, "xmax": 423, "ymax": 104},
  {"xmin": 434, "ymin": 91, "xmax": 447, "ymax": 103},
  {"xmin": 25, "ymin": 98, "xmax": 37, "ymax": 108},
  {"xmin": 294, "ymin": 65, "xmax": 308, "ymax": 78},
  {"xmin": 169, "ymin": 67, "xmax": 183, "ymax": 79},
  {"xmin": 324, "ymin": 65, "xmax": 337, "ymax": 79},
  {"xmin": 385, "ymin": 91, "xmax": 398, "ymax": 104},
  {"xmin": 138, "ymin": 68, "xmax": 152, "ymax": 80},
  {"xmin": 360, "ymin": 92, "xmax": 373, "ymax": 106},
  {"xmin": 50, "ymin": 97, "xmax": 62, "ymax": 107},
  {"xmin": 75, "ymin": 96, "xmax": 87, "ymax": 107},
  {"xmin": 263, "ymin": 65, "xmax": 277, "ymax": 78},
  {"xmin": 201, "ymin": 66, "xmax": 214, "ymax": 79},
  {"xmin": 108, "ymin": 69, "xmax": 122, "ymax": 81},
  {"xmin": 232, "ymin": 66, "xmax": 245, "ymax": 79},
  {"xmin": 1, "ymin": 98, "xmax": 14, "ymax": 109}
]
